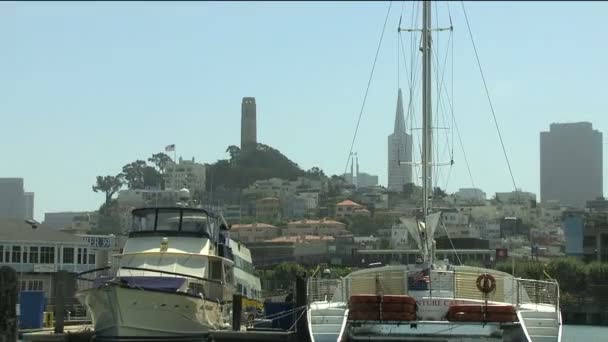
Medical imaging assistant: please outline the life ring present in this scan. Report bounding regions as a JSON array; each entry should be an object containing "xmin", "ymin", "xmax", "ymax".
[{"xmin": 476, "ymin": 273, "xmax": 496, "ymax": 294}]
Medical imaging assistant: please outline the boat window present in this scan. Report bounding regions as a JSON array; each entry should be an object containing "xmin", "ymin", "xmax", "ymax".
[
  {"xmin": 181, "ymin": 211, "xmax": 211, "ymax": 236},
  {"xmin": 224, "ymin": 262, "xmax": 234, "ymax": 284},
  {"xmin": 209, "ymin": 259, "xmax": 222, "ymax": 281},
  {"xmin": 132, "ymin": 209, "xmax": 156, "ymax": 232},
  {"xmin": 157, "ymin": 209, "xmax": 181, "ymax": 232}
]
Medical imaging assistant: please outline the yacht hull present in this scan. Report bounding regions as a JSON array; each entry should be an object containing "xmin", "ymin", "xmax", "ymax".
[{"xmin": 77, "ymin": 284, "xmax": 229, "ymax": 341}]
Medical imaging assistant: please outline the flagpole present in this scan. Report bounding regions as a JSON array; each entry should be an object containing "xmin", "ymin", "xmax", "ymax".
[{"xmin": 173, "ymin": 147, "xmax": 177, "ymax": 191}]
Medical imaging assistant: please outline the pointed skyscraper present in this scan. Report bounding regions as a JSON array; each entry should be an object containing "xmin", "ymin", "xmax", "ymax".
[{"xmin": 387, "ymin": 89, "xmax": 413, "ymax": 191}]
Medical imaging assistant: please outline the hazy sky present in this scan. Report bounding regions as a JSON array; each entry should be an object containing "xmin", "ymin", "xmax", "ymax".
[{"xmin": 2, "ymin": 1, "xmax": 607, "ymax": 221}]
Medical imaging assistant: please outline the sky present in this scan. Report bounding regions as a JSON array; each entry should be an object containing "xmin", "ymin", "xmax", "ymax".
[{"xmin": 2, "ymin": 1, "xmax": 607, "ymax": 221}]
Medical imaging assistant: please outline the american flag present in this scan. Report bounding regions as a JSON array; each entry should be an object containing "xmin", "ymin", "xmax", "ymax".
[
  {"xmin": 408, "ymin": 268, "xmax": 430, "ymax": 290},
  {"xmin": 165, "ymin": 144, "xmax": 175, "ymax": 152}
]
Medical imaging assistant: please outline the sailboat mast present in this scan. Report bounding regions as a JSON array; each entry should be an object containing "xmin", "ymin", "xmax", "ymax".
[{"xmin": 422, "ymin": 0, "xmax": 433, "ymax": 218}]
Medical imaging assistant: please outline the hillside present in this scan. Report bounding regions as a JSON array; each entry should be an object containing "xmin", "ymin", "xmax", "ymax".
[{"xmin": 206, "ymin": 143, "xmax": 325, "ymax": 191}]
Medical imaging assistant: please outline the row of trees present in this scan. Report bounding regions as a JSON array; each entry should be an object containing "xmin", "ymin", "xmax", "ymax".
[
  {"xmin": 91, "ymin": 153, "xmax": 173, "ymax": 234},
  {"xmin": 495, "ymin": 257, "xmax": 608, "ymax": 295},
  {"xmin": 92, "ymin": 153, "xmax": 173, "ymax": 205}
]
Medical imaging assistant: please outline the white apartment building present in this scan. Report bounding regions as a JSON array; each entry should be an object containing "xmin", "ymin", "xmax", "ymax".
[{"xmin": 165, "ymin": 157, "xmax": 207, "ymax": 195}]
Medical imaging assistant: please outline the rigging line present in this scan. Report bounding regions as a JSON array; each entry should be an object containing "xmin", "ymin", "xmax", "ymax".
[
  {"xmin": 437, "ymin": 77, "xmax": 476, "ymax": 188},
  {"xmin": 460, "ymin": 1, "xmax": 518, "ymax": 191},
  {"xmin": 440, "ymin": 221, "xmax": 463, "ymax": 266},
  {"xmin": 447, "ymin": 0, "xmax": 455, "ymax": 162},
  {"xmin": 400, "ymin": 33, "xmax": 423, "ymax": 183},
  {"xmin": 343, "ymin": 1, "xmax": 393, "ymax": 175}
]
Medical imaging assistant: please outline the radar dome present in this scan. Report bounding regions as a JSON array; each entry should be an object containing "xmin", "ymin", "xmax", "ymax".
[{"xmin": 178, "ymin": 188, "xmax": 191, "ymax": 200}]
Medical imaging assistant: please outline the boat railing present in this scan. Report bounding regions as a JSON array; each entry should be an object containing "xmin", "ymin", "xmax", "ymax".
[
  {"xmin": 306, "ymin": 269, "xmax": 560, "ymax": 309},
  {"xmin": 307, "ymin": 278, "xmax": 343, "ymax": 303},
  {"xmin": 75, "ymin": 266, "xmax": 117, "ymax": 291},
  {"xmin": 515, "ymin": 277, "xmax": 560, "ymax": 308}
]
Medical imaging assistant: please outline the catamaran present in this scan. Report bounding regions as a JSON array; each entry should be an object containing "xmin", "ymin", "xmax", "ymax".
[{"xmin": 307, "ymin": 1, "xmax": 562, "ymax": 341}]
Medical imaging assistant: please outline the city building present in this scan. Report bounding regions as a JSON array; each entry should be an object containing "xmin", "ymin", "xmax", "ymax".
[
  {"xmin": 495, "ymin": 190, "xmax": 536, "ymax": 205},
  {"xmin": 390, "ymin": 222, "xmax": 410, "ymax": 249},
  {"xmin": 586, "ymin": 197, "xmax": 608, "ymax": 213},
  {"xmin": 0, "ymin": 220, "xmax": 116, "ymax": 300},
  {"xmin": 24, "ymin": 192, "xmax": 34, "ymax": 220},
  {"xmin": 230, "ymin": 223, "xmax": 281, "ymax": 243},
  {"xmin": 563, "ymin": 212, "xmax": 584, "ymax": 257},
  {"xmin": 454, "ymin": 188, "xmax": 486, "ymax": 204},
  {"xmin": 255, "ymin": 197, "xmax": 281, "ymax": 221},
  {"xmin": 0, "ymin": 178, "xmax": 25, "ymax": 220},
  {"xmin": 222, "ymin": 204, "xmax": 242, "ymax": 224},
  {"xmin": 299, "ymin": 191, "xmax": 320, "ymax": 211},
  {"xmin": 343, "ymin": 172, "xmax": 379, "ymax": 189},
  {"xmin": 500, "ymin": 217, "xmax": 530, "ymax": 239},
  {"xmin": 387, "ymin": 89, "xmax": 413, "ymax": 192},
  {"xmin": 335, "ymin": 200, "xmax": 366, "ymax": 218},
  {"xmin": 583, "ymin": 212, "xmax": 608, "ymax": 262},
  {"xmin": 241, "ymin": 97, "xmax": 257, "ymax": 149},
  {"xmin": 281, "ymin": 195, "xmax": 306, "ymax": 219},
  {"xmin": 540, "ymin": 122, "xmax": 603, "ymax": 207},
  {"xmin": 284, "ymin": 218, "xmax": 349, "ymax": 237},
  {"xmin": 164, "ymin": 157, "xmax": 206, "ymax": 196},
  {"xmin": 43, "ymin": 211, "xmax": 90, "ymax": 230}
]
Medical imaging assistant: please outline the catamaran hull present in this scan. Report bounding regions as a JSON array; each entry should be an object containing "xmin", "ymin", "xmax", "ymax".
[
  {"xmin": 77, "ymin": 285, "xmax": 229, "ymax": 341},
  {"xmin": 345, "ymin": 321, "xmax": 527, "ymax": 342}
]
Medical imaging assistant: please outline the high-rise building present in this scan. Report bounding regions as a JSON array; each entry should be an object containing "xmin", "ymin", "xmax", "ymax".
[
  {"xmin": 540, "ymin": 122, "xmax": 603, "ymax": 208},
  {"xmin": 387, "ymin": 89, "xmax": 413, "ymax": 192},
  {"xmin": 24, "ymin": 192, "xmax": 34, "ymax": 220},
  {"xmin": 0, "ymin": 178, "xmax": 25, "ymax": 220},
  {"xmin": 241, "ymin": 97, "xmax": 257, "ymax": 149}
]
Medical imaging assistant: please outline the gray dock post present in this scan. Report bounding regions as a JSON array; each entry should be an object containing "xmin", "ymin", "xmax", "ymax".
[
  {"xmin": 53, "ymin": 270, "xmax": 70, "ymax": 334},
  {"xmin": 0, "ymin": 266, "xmax": 18, "ymax": 342},
  {"xmin": 232, "ymin": 293, "xmax": 243, "ymax": 331},
  {"xmin": 295, "ymin": 275, "xmax": 309, "ymax": 342}
]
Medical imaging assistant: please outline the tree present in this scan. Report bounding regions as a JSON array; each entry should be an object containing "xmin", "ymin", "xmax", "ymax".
[
  {"xmin": 306, "ymin": 167, "xmax": 326, "ymax": 180},
  {"xmin": 148, "ymin": 153, "xmax": 173, "ymax": 174},
  {"xmin": 122, "ymin": 160, "xmax": 147, "ymax": 189},
  {"xmin": 92, "ymin": 174, "xmax": 124, "ymax": 205},
  {"xmin": 433, "ymin": 187, "xmax": 447, "ymax": 199},
  {"xmin": 226, "ymin": 145, "xmax": 241, "ymax": 163},
  {"xmin": 122, "ymin": 160, "xmax": 161, "ymax": 189},
  {"xmin": 143, "ymin": 166, "xmax": 162, "ymax": 189},
  {"xmin": 93, "ymin": 199, "xmax": 123, "ymax": 235},
  {"xmin": 148, "ymin": 153, "xmax": 172, "ymax": 189}
]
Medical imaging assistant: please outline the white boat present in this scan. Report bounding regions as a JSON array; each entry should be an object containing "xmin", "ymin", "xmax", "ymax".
[
  {"xmin": 76, "ymin": 205, "xmax": 238, "ymax": 341},
  {"xmin": 308, "ymin": 1, "xmax": 562, "ymax": 341}
]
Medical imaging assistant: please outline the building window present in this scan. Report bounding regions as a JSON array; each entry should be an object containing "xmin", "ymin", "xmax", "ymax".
[
  {"xmin": 29, "ymin": 247, "xmax": 39, "ymax": 264},
  {"xmin": 12, "ymin": 246, "xmax": 21, "ymax": 263},
  {"xmin": 88, "ymin": 253, "xmax": 96, "ymax": 265},
  {"xmin": 22, "ymin": 247, "xmax": 28, "ymax": 264},
  {"xmin": 0, "ymin": 245, "xmax": 3, "ymax": 262},
  {"xmin": 4, "ymin": 246, "xmax": 10, "ymax": 263},
  {"xmin": 77, "ymin": 248, "xmax": 88, "ymax": 264},
  {"xmin": 21, "ymin": 280, "xmax": 43, "ymax": 291},
  {"xmin": 40, "ymin": 247, "xmax": 55, "ymax": 264},
  {"xmin": 62, "ymin": 247, "xmax": 74, "ymax": 264}
]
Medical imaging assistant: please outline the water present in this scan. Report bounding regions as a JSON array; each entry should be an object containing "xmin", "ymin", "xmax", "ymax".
[{"xmin": 563, "ymin": 325, "xmax": 608, "ymax": 342}]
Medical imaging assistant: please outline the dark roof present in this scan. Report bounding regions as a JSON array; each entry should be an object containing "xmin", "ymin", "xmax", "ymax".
[{"xmin": 0, "ymin": 220, "xmax": 87, "ymax": 244}]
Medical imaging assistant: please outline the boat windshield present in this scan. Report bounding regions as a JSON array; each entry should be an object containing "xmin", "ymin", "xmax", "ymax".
[{"xmin": 131, "ymin": 208, "xmax": 213, "ymax": 237}]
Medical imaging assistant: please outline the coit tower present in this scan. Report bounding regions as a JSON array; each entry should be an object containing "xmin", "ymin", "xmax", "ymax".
[{"xmin": 241, "ymin": 97, "xmax": 257, "ymax": 150}]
